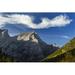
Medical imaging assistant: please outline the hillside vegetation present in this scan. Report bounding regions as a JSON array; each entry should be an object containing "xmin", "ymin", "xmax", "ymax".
[{"xmin": 43, "ymin": 38, "xmax": 75, "ymax": 62}]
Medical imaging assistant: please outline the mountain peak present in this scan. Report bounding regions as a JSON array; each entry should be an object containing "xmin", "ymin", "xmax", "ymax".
[
  {"xmin": 17, "ymin": 31, "xmax": 41, "ymax": 43},
  {"xmin": 0, "ymin": 29, "xmax": 58, "ymax": 61},
  {"xmin": 0, "ymin": 29, "xmax": 9, "ymax": 38}
]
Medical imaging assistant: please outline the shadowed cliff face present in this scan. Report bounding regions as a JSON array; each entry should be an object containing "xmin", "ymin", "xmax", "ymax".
[{"xmin": 0, "ymin": 29, "xmax": 58, "ymax": 62}]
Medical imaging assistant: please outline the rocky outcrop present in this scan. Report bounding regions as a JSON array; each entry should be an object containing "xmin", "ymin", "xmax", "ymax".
[{"xmin": 0, "ymin": 29, "xmax": 10, "ymax": 48}]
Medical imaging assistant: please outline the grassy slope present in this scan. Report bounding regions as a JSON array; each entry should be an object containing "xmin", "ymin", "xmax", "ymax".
[{"xmin": 42, "ymin": 38, "xmax": 75, "ymax": 61}]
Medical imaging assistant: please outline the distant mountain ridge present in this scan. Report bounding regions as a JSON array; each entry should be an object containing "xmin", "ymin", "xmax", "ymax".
[{"xmin": 0, "ymin": 29, "xmax": 58, "ymax": 62}]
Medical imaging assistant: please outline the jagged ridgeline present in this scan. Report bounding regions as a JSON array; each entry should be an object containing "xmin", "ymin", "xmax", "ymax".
[
  {"xmin": 43, "ymin": 38, "xmax": 75, "ymax": 62},
  {"xmin": 0, "ymin": 29, "xmax": 58, "ymax": 62}
]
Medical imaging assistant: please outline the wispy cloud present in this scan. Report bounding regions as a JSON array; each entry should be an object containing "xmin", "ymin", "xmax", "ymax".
[
  {"xmin": 60, "ymin": 35, "xmax": 70, "ymax": 39},
  {"xmin": 48, "ymin": 35, "xmax": 70, "ymax": 39},
  {"xmin": 0, "ymin": 14, "xmax": 72, "ymax": 29}
]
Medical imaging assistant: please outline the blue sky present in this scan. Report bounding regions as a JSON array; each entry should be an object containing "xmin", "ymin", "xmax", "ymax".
[{"xmin": 0, "ymin": 13, "xmax": 75, "ymax": 47}]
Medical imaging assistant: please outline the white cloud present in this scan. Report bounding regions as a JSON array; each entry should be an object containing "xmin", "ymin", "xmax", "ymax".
[
  {"xmin": 61, "ymin": 35, "xmax": 70, "ymax": 39},
  {"xmin": 0, "ymin": 14, "xmax": 72, "ymax": 29}
]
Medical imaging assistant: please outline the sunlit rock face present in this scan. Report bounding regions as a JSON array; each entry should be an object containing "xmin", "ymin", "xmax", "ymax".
[{"xmin": 17, "ymin": 31, "xmax": 44, "ymax": 44}]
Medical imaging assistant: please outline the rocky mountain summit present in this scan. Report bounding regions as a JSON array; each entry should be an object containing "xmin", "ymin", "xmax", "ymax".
[{"xmin": 0, "ymin": 29, "xmax": 58, "ymax": 62}]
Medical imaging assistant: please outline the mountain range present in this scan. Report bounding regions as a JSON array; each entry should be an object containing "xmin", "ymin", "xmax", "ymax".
[
  {"xmin": 0, "ymin": 29, "xmax": 58, "ymax": 62},
  {"xmin": 1, "ymin": 28, "xmax": 75, "ymax": 62}
]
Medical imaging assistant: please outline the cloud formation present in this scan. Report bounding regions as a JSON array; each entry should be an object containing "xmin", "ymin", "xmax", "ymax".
[{"xmin": 0, "ymin": 14, "xmax": 72, "ymax": 29}]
